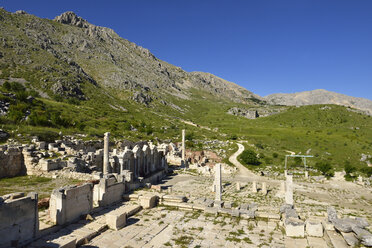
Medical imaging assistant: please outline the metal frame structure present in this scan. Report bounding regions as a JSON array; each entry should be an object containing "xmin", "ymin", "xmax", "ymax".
[{"xmin": 284, "ymin": 154, "xmax": 314, "ymax": 171}]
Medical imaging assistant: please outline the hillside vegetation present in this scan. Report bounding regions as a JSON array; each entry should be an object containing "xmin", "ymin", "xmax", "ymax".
[{"xmin": 0, "ymin": 9, "xmax": 371, "ymax": 175}]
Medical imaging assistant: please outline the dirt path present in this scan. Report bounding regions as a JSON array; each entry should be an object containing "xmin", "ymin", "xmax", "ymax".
[{"xmin": 229, "ymin": 143, "xmax": 261, "ymax": 181}]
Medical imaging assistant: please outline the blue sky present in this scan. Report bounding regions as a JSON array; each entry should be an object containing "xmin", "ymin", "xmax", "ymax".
[{"xmin": 2, "ymin": 0, "xmax": 372, "ymax": 99}]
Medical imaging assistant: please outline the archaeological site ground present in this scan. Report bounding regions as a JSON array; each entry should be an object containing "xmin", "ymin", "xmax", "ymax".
[{"xmin": 0, "ymin": 5, "xmax": 372, "ymax": 248}]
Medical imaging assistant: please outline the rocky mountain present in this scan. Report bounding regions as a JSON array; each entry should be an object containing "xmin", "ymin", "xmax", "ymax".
[
  {"xmin": 265, "ymin": 89, "xmax": 372, "ymax": 115},
  {"xmin": 0, "ymin": 9, "xmax": 258, "ymax": 105}
]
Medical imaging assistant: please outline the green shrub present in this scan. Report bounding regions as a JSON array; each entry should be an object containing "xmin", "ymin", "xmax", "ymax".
[
  {"xmin": 240, "ymin": 149, "xmax": 260, "ymax": 165},
  {"xmin": 255, "ymin": 143, "xmax": 265, "ymax": 149},
  {"xmin": 344, "ymin": 161, "xmax": 356, "ymax": 174},
  {"xmin": 315, "ymin": 161, "xmax": 334, "ymax": 178},
  {"xmin": 272, "ymin": 152, "xmax": 279, "ymax": 158},
  {"xmin": 360, "ymin": 167, "xmax": 372, "ymax": 177}
]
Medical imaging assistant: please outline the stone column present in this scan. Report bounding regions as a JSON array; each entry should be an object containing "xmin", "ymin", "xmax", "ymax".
[
  {"xmin": 304, "ymin": 171, "xmax": 309, "ymax": 178},
  {"xmin": 285, "ymin": 174, "xmax": 294, "ymax": 205},
  {"xmin": 252, "ymin": 181, "xmax": 257, "ymax": 193},
  {"xmin": 215, "ymin": 163, "xmax": 222, "ymax": 201},
  {"xmin": 236, "ymin": 182, "xmax": 241, "ymax": 191},
  {"xmin": 103, "ymin": 132, "xmax": 110, "ymax": 174},
  {"xmin": 181, "ymin": 129, "xmax": 185, "ymax": 161},
  {"xmin": 280, "ymin": 181, "xmax": 286, "ymax": 194},
  {"xmin": 262, "ymin": 182, "xmax": 267, "ymax": 195}
]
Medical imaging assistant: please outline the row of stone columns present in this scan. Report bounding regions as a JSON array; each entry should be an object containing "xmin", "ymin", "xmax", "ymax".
[{"xmin": 102, "ymin": 133, "xmax": 167, "ymax": 182}]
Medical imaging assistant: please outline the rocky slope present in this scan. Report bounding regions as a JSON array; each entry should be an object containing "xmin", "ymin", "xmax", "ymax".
[
  {"xmin": 0, "ymin": 9, "xmax": 258, "ymax": 105},
  {"xmin": 265, "ymin": 89, "xmax": 372, "ymax": 115}
]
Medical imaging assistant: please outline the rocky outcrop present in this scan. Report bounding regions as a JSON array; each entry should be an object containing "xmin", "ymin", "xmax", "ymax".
[
  {"xmin": 227, "ymin": 107, "xmax": 259, "ymax": 119},
  {"xmin": 265, "ymin": 89, "xmax": 372, "ymax": 116},
  {"xmin": 54, "ymin": 11, "xmax": 90, "ymax": 28}
]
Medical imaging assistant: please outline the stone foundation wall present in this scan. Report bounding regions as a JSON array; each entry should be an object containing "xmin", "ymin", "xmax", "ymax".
[
  {"xmin": 0, "ymin": 192, "xmax": 38, "ymax": 248},
  {"xmin": 50, "ymin": 183, "xmax": 93, "ymax": 225},
  {"xmin": 0, "ymin": 146, "xmax": 26, "ymax": 178},
  {"xmin": 93, "ymin": 176, "xmax": 125, "ymax": 207}
]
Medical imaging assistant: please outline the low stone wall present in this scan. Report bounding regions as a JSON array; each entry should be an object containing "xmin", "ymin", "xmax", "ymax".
[
  {"xmin": 93, "ymin": 176, "xmax": 125, "ymax": 207},
  {"xmin": 125, "ymin": 170, "xmax": 165, "ymax": 192},
  {"xmin": 50, "ymin": 183, "xmax": 93, "ymax": 225},
  {"xmin": 0, "ymin": 146, "xmax": 26, "ymax": 178},
  {"xmin": 0, "ymin": 192, "xmax": 38, "ymax": 248}
]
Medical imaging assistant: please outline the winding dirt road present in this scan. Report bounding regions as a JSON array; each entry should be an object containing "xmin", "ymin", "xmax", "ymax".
[{"xmin": 229, "ymin": 143, "xmax": 260, "ymax": 181}]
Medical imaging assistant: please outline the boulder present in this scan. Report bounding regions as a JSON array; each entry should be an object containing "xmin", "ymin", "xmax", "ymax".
[
  {"xmin": 333, "ymin": 219, "xmax": 353, "ymax": 233},
  {"xmin": 327, "ymin": 207, "xmax": 338, "ymax": 222}
]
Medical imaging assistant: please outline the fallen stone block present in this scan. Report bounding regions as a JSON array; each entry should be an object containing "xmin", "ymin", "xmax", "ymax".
[
  {"xmin": 151, "ymin": 185, "xmax": 162, "ymax": 192},
  {"xmin": 224, "ymin": 202, "xmax": 232, "ymax": 209},
  {"xmin": 123, "ymin": 193, "xmax": 139, "ymax": 201},
  {"xmin": 203, "ymin": 199, "xmax": 214, "ymax": 207},
  {"xmin": 123, "ymin": 205, "xmax": 142, "ymax": 217},
  {"xmin": 231, "ymin": 209, "xmax": 240, "ymax": 217},
  {"xmin": 192, "ymin": 204, "xmax": 206, "ymax": 211},
  {"xmin": 284, "ymin": 208, "xmax": 298, "ymax": 219},
  {"xmin": 267, "ymin": 213, "xmax": 281, "ymax": 220},
  {"xmin": 285, "ymin": 217, "xmax": 305, "ymax": 238},
  {"xmin": 204, "ymin": 207, "xmax": 218, "ymax": 215},
  {"xmin": 239, "ymin": 203, "xmax": 249, "ymax": 210},
  {"xmin": 239, "ymin": 209, "xmax": 255, "ymax": 219},
  {"xmin": 325, "ymin": 230, "xmax": 349, "ymax": 248},
  {"xmin": 106, "ymin": 209, "xmax": 127, "ymax": 230},
  {"xmin": 341, "ymin": 232, "xmax": 359, "ymax": 247},
  {"xmin": 352, "ymin": 226, "xmax": 372, "ymax": 247},
  {"xmin": 49, "ymin": 236, "xmax": 76, "ymax": 248},
  {"xmin": 322, "ymin": 220, "xmax": 335, "ymax": 231},
  {"xmin": 306, "ymin": 220, "xmax": 323, "ymax": 237},
  {"xmin": 139, "ymin": 195, "xmax": 158, "ymax": 209},
  {"xmin": 248, "ymin": 203, "xmax": 258, "ymax": 211},
  {"xmin": 67, "ymin": 227, "xmax": 98, "ymax": 246},
  {"xmin": 218, "ymin": 208, "xmax": 232, "ymax": 215},
  {"xmin": 162, "ymin": 195, "xmax": 186, "ymax": 203}
]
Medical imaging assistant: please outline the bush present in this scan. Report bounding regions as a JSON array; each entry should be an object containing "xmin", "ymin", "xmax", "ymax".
[
  {"xmin": 29, "ymin": 130, "xmax": 60, "ymax": 142},
  {"xmin": 360, "ymin": 167, "xmax": 372, "ymax": 177},
  {"xmin": 255, "ymin": 143, "xmax": 265, "ymax": 149},
  {"xmin": 315, "ymin": 161, "xmax": 334, "ymax": 178},
  {"xmin": 344, "ymin": 161, "xmax": 356, "ymax": 174},
  {"xmin": 240, "ymin": 149, "xmax": 260, "ymax": 165},
  {"xmin": 185, "ymin": 132, "xmax": 194, "ymax": 141},
  {"xmin": 272, "ymin": 152, "xmax": 279, "ymax": 158},
  {"xmin": 229, "ymin": 134, "xmax": 238, "ymax": 140}
]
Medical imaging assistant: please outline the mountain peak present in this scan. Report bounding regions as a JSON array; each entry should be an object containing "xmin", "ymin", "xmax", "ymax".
[{"xmin": 54, "ymin": 11, "xmax": 89, "ymax": 28}]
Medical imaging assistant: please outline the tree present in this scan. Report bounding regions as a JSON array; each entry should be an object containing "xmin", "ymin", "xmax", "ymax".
[
  {"xmin": 240, "ymin": 149, "xmax": 260, "ymax": 165},
  {"xmin": 315, "ymin": 161, "xmax": 334, "ymax": 178}
]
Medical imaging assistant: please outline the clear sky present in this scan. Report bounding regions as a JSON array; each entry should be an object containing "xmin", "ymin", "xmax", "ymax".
[{"xmin": 1, "ymin": 0, "xmax": 372, "ymax": 99}]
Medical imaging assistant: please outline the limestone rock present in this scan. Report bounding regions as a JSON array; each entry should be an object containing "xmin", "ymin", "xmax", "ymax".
[
  {"xmin": 341, "ymin": 232, "xmax": 359, "ymax": 247},
  {"xmin": 327, "ymin": 207, "xmax": 338, "ymax": 222},
  {"xmin": 285, "ymin": 217, "xmax": 305, "ymax": 237},
  {"xmin": 54, "ymin": 11, "xmax": 89, "ymax": 28},
  {"xmin": 352, "ymin": 226, "xmax": 372, "ymax": 246},
  {"xmin": 333, "ymin": 219, "xmax": 353, "ymax": 233},
  {"xmin": 306, "ymin": 220, "xmax": 323, "ymax": 237}
]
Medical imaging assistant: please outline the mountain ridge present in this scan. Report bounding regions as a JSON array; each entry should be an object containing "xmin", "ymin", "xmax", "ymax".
[{"xmin": 264, "ymin": 89, "xmax": 372, "ymax": 115}]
